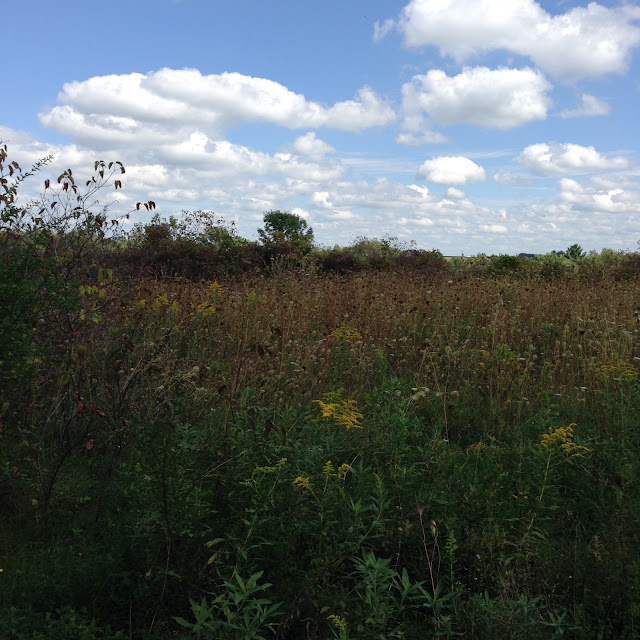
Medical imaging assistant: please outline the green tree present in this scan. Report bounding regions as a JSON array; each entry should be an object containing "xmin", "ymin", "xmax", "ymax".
[
  {"xmin": 258, "ymin": 210, "xmax": 314, "ymax": 253},
  {"xmin": 565, "ymin": 243, "xmax": 586, "ymax": 260}
]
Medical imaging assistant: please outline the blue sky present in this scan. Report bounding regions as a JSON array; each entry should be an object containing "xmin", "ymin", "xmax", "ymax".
[{"xmin": 2, "ymin": 0, "xmax": 640, "ymax": 254}]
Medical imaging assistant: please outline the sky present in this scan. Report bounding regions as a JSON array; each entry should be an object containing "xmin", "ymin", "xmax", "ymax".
[{"xmin": 2, "ymin": 0, "xmax": 640, "ymax": 255}]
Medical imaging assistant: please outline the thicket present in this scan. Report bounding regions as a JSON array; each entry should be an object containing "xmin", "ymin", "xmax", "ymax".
[{"xmin": 3, "ymin": 148, "xmax": 640, "ymax": 639}]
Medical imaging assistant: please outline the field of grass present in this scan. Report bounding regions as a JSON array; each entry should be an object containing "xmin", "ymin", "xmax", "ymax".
[{"xmin": 3, "ymin": 260, "xmax": 640, "ymax": 639}]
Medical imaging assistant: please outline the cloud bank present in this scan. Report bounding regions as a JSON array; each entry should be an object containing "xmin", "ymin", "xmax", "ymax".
[{"xmin": 383, "ymin": 0, "xmax": 640, "ymax": 81}]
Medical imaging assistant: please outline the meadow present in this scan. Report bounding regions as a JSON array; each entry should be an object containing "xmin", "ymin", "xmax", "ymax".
[{"xmin": 2, "ymin": 149, "xmax": 640, "ymax": 639}]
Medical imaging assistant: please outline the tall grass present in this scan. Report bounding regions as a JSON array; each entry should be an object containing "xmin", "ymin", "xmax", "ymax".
[{"xmin": 2, "ymin": 261, "xmax": 640, "ymax": 639}]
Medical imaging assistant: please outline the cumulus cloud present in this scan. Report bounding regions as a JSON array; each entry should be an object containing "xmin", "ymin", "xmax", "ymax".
[
  {"xmin": 290, "ymin": 132, "xmax": 336, "ymax": 160},
  {"xmin": 417, "ymin": 156, "xmax": 487, "ymax": 185},
  {"xmin": 516, "ymin": 142, "xmax": 629, "ymax": 176},
  {"xmin": 41, "ymin": 69, "xmax": 395, "ymax": 138},
  {"xmin": 560, "ymin": 94, "xmax": 611, "ymax": 119},
  {"xmin": 446, "ymin": 187, "xmax": 465, "ymax": 199},
  {"xmin": 400, "ymin": 67, "xmax": 551, "ymax": 131},
  {"xmin": 386, "ymin": 0, "xmax": 640, "ymax": 81},
  {"xmin": 558, "ymin": 178, "xmax": 640, "ymax": 214}
]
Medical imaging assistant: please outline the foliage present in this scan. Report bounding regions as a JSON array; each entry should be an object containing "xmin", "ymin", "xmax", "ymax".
[
  {"xmin": 120, "ymin": 210, "xmax": 259, "ymax": 277},
  {"xmin": 565, "ymin": 243, "xmax": 586, "ymax": 260},
  {"xmin": 258, "ymin": 210, "xmax": 314, "ymax": 255}
]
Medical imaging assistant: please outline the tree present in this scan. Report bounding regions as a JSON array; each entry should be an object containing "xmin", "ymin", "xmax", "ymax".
[
  {"xmin": 565, "ymin": 244, "xmax": 586, "ymax": 260},
  {"xmin": 257, "ymin": 210, "xmax": 314, "ymax": 253}
]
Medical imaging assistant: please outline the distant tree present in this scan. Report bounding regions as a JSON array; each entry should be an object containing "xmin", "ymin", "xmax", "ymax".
[
  {"xmin": 565, "ymin": 244, "xmax": 586, "ymax": 260},
  {"xmin": 258, "ymin": 210, "xmax": 314, "ymax": 253}
]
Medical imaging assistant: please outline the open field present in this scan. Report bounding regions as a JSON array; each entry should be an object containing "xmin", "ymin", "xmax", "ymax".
[{"xmin": 3, "ymin": 260, "xmax": 640, "ymax": 639}]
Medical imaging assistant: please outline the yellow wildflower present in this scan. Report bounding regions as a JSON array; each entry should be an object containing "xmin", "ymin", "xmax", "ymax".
[
  {"xmin": 329, "ymin": 325, "xmax": 362, "ymax": 343},
  {"xmin": 254, "ymin": 458, "xmax": 287, "ymax": 474},
  {"xmin": 196, "ymin": 301, "xmax": 216, "ymax": 316},
  {"xmin": 601, "ymin": 360, "xmax": 638, "ymax": 382},
  {"xmin": 314, "ymin": 391, "xmax": 363, "ymax": 431},
  {"xmin": 327, "ymin": 614, "xmax": 347, "ymax": 633},
  {"xmin": 152, "ymin": 294, "xmax": 169, "ymax": 309},
  {"xmin": 322, "ymin": 460, "xmax": 336, "ymax": 478},
  {"xmin": 540, "ymin": 423, "xmax": 590, "ymax": 458},
  {"xmin": 208, "ymin": 281, "xmax": 223, "ymax": 298},
  {"xmin": 337, "ymin": 463, "xmax": 353, "ymax": 479},
  {"xmin": 293, "ymin": 476, "xmax": 312, "ymax": 490}
]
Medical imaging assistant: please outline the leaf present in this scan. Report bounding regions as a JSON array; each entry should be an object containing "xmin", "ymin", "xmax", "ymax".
[
  {"xmin": 205, "ymin": 538, "xmax": 225, "ymax": 548},
  {"xmin": 172, "ymin": 617, "xmax": 193, "ymax": 629}
]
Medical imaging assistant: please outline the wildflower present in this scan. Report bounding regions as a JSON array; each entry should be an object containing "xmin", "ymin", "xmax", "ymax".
[
  {"xmin": 337, "ymin": 463, "xmax": 353, "ymax": 479},
  {"xmin": 314, "ymin": 390, "xmax": 363, "ymax": 430},
  {"xmin": 293, "ymin": 476, "xmax": 312, "ymax": 490},
  {"xmin": 255, "ymin": 465, "xmax": 276, "ymax": 474},
  {"xmin": 540, "ymin": 423, "xmax": 590, "ymax": 458},
  {"xmin": 322, "ymin": 460, "xmax": 335, "ymax": 478},
  {"xmin": 445, "ymin": 530, "xmax": 459, "ymax": 556},
  {"xmin": 196, "ymin": 301, "xmax": 216, "ymax": 316},
  {"xmin": 254, "ymin": 458, "xmax": 287, "ymax": 474},
  {"xmin": 329, "ymin": 324, "xmax": 362, "ymax": 343},
  {"xmin": 601, "ymin": 360, "xmax": 638, "ymax": 381},
  {"xmin": 152, "ymin": 294, "xmax": 169, "ymax": 309},
  {"xmin": 327, "ymin": 615, "xmax": 347, "ymax": 633},
  {"xmin": 207, "ymin": 281, "xmax": 223, "ymax": 298}
]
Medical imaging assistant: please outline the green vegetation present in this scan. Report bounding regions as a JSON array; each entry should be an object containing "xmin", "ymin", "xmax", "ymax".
[{"xmin": 3, "ymin": 147, "xmax": 640, "ymax": 638}]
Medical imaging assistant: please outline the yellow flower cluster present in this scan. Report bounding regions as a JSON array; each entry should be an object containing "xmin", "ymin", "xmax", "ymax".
[
  {"xmin": 329, "ymin": 325, "xmax": 362, "ymax": 342},
  {"xmin": 151, "ymin": 294, "xmax": 179, "ymax": 313},
  {"xmin": 327, "ymin": 614, "xmax": 347, "ymax": 633},
  {"xmin": 293, "ymin": 476, "xmax": 312, "ymax": 490},
  {"xmin": 314, "ymin": 391, "xmax": 363, "ymax": 431},
  {"xmin": 322, "ymin": 460, "xmax": 353, "ymax": 480},
  {"xmin": 254, "ymin": 458, "xmax": 287, "ymax": 474},
  {"xmin": 601, "ymin": 360, "xmax": 638, "ymax": 381},
  {"xmin": 196, "ymin": 281, "xmax": 223, "ymax": 316},
  {"xmin": 153, "ymin": 294, "xmax": 169, "ymax": 309},
  {"xmin": 540, "ymin": 423, "xmax": 590, "ymax": 458}
]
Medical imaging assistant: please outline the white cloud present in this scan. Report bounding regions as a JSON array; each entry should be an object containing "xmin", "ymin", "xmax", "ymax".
[
  {"xmin": 516, "ymin": 142, "xmax": 630, "ymax": 176},
  {"xmin": 373, "ymin": 18, "xmax": 395, "ymax": 43},
  {"xmin": 560, "ymin": 94, "xmax": 611, "ymax": 119},
  {"xmin": 291, "ymin": 132, "xmax": 336, "ymax": 160},
  {"xmin": 40, "ymin": 69, "xmax": 396, "ymax": 138},
  {"xmin": 389, "ymin": 0, "xmax": 640, "ymax": 81},
  {"xmin": 400, "ymin": 67, "xmax": 551, "ymax": 131},
  {"xmin": 417, "ymin": 156, "xmax": 487, "ymax": 185},
  {"xmin": 493, "ymin": 169, "xmax": 524, "ymax": 185},
  {"xmin": 446, "ymin": 187, "xmax": 465, "ymax": 199},
  {"xmin": 480, "ymin": 224, "xmax": 508, "ymax": 233},
  {"xmin": 395, "ymin": 131, "xmax": 449, "ymax": 146},
  {"xmin": 558, "ymin": 178, "xmax": 640, "ymax": 214}
]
